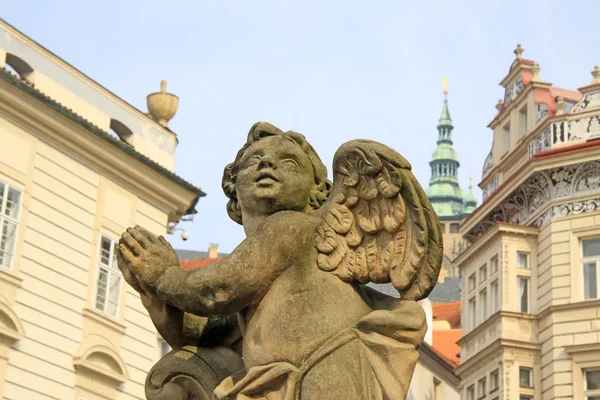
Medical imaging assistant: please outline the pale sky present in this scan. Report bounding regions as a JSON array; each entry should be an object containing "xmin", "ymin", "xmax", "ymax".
[{"xmin": 3, "ymin": 1, "xmax": 599, "ymax": 253}]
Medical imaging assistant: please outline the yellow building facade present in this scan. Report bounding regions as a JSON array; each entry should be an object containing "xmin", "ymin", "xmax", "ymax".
[
  {"xmin": 455, "ymin": 45, "xmax": 600, "ymax": 400},
  {"xmin": 0, "ymin": 20, "xmax": 202, "ymax": 400}
]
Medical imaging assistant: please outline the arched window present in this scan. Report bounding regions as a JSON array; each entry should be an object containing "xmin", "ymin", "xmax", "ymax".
[
  {"xmin": 109, "ymin": 119, "xmax": 134, "ymax": 145},
  {"xmin": 4, "ymin": 53, "xmax": 35, "ymax": 83}
]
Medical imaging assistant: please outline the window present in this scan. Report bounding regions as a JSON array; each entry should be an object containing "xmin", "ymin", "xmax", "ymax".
[
  {"xmin": 519, "ymin": 107, "xmax": 528, "ymax": 136},
  {"xmin": 582, "ymin": 238, "xmax": 600, "ymax": 300},
  {"xmin": 469, "ymin": 298, "xmax": 477, "ymax": 330},
  {"xmin": 480, "ymin": 265, "xmax": 488, "ymax": 283},
  {"xmin": 440, "ymin": 223, "xmax": 445, "ymax": 233},
  {"xmin": 490, "ymin": 369, "xmax": 499, "ymax": 391},
  {"xmin": 478, "ymin": 377, "xmax": 487, "ymax": 398},
  {"xmin": 161, "ymin": 341, "xmax": 171, "ymax": 357},
  {"xmin": 450, "ymin": 223, "xmax": 460, "ymax": 233},
  {"xmin": 0, "ymin": 181, "xmax": 22, "ymax": 269},
  {"xmin": 584, "ymin": 369, "xmax": 600, "ymax": 400},
  {"xmin": 467, "ymin": 385, "xmax": 475, "ymax": 400},
  {"xmin": 491, "ymin": 280, "xmax": 500, "ymax": 313},
  {"xmin": 517, "ymin": 251, "xmax": 530, "ymax": 269},
  {"xmin": 503, "ymin": 124, "xmax": 511, "ymax": 152},
  {"xmin": 95, "ymin": 236, "xmax": 122, "ymax": 318},
  {"xmin": 491, "ymin": 255, "xmax": 499, "ymax": 274},
  {"xmin": 480, "ymin": 289, "xmax": 488, "ymax": 322},
  {"xmin": 469, "ymin": 274, "xmax": 476, "ymax": 291},
  {"xmin": 518, "ymin": 276, "xmax": 530, "ymax": 313},
  {"xmin": 519, "ymin": 367, "xmax": 533, "ymax": 387}
]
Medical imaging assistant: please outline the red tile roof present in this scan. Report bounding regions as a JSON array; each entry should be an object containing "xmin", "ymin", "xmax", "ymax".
[
  {"xmin": 180, "ymin": 257, "xmax": 221, "ymax": 271},
  {"xmin": 432, "ymin": 301, "xmax": 461, "ymax": 329},
  {"xmin": 550, "ymin": 87, "xmax": 583, "ymax": 103},
  {"xmin": 432, "ymin": 329, "xmax": 462, "ymax": 367}
]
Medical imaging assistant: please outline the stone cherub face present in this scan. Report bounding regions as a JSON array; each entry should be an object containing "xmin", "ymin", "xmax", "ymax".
[{"xmin": 222, "ymin": 123, "xmax": 332, "ymax": 224}]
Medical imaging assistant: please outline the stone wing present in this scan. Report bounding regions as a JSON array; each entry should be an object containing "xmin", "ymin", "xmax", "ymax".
[{"xmin": 315, "ymin": 140, "xmax": 443, "ymax": 300}]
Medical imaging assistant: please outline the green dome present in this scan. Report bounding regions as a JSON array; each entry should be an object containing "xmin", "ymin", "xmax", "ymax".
[{"xmin": 431, "ymin": 144, "xmax": 458, "ymax": 162}]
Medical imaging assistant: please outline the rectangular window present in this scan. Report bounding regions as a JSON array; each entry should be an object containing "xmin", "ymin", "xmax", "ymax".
[
  {"xmin": 469, "ymin": 274, "xmax": 476, "ymax": 291},
  {"xmin": 492, "ymin": 280, "xmax": 500, "ymax": 313},
  {"xmin": 582, "ymin": 238, "xmax": 600, "ymax": 300},
  {"xmin": 467, "ymin": 385, "xmax": 475, "ymax": 400},
  {"xmin": 450, "ymin": 223, "xmax": 460, "ymax": 233},
  {"xmin": 478, "ymin": 377, "xmax": 487, "ymax": 398},
  {"xmin": 520, "ymin": 107, "xmax": 528, "ymax": 136},
  {"xmin": 490, "ymin": 369, "xmax": 499, "ymax": 391},
  {"xmin": 585, "ymin": 369, "xmax": 600, "ymax": 400},
  {"xmin": 480, "ymin": 289, "xmax": 488, "ymax": 322},
  {"xmin": 491, "ymin": 255, "xmax": 499, "ymax": 274},
  {"xmin": 519, "ymin": 367, "xmax": 533, "ymax": 387},
  {"xmin": 0, "ymin": 181, "xmax": 22, "ymax": 270},
  {"xmin": 480, "ymin": 265, "xmax": 488, "ymax": 283},
  {"xmin": 517, "ymin": 251, "xmax": 530, "ymax": 269},
  {"xmin": 469, "ymin": 298, "xmax": 477, "ymax": 330},
  {"xmin": 95, "ymin": 236, "xmax": 122, "ymax": 318},
  {"xmin": 440, "ymin": 223, "xmax": 445, "ymax": 234},
  {"xmin": 503, "ymin": 124, "xmax": 511, "ymax": 152},
  {"xmin": 518, "ymin": 276, "xmax": 530, "ymax": 313}
]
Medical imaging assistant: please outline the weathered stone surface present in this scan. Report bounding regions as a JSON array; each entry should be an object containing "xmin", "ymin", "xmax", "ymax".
[{"xmin": 116, "ymin": 122, "xmax": 443, "ymax": 399}]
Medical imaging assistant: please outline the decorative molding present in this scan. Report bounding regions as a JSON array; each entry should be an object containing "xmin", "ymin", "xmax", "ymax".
[
  {"xmin": 482, "ymin": 174, "xmax": 499, "ymax": 202},
  {"xmin": 571, "ymin": 90, "xmax": 600, "ymax": 114},
  {"xmin": 482, "ymin": 151, "xmax": 494, "ymax": 179},
  {"xmin": 504, "ymin": 75, "xmax": 525, "ymax": 108},
  {"xmin": 568, "ymin": 114, "xmax": 600, "ymax": 142},
  {"xmin": 467, "ymin": 161, "xmax": 600, "ymax": 241},
  {"xmin": 0, "ymin": 300, "xmax": 24, "ymax": 346},
  {"xmin": 528, "ymin": 126, "xmax": 551, "ymax": 158},
  {"xmin": 535, "ymin": 103, "xmax": 548, "ymax": 125}
]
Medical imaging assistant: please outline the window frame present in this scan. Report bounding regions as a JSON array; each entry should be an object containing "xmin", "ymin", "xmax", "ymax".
[
  {"xmin": 480, "ymin": 289, "xmax": 488, "ymax": 322},
  {"xmin": 469, "ymin": 297, "xmax": 477, "ymax": 330},
  {"xmin": 519, "ymin": 367, "xmax": 533, "ymax": 388},
  {"xmin": 479, "ymin": 264, "xmax": 488, "ymax": 284},
  {"xmin": 517, "ymin": 251, "xmax": 531, "ymax": 270},
  {"xmin": 0, "ymin": 180, "xmax": 23, "ymax": 271},
  {"xmin": 519, "ymin": 106, "xmax": 528, "ymax": 136},
  {"xmin": 584, "ymin": 368, "xmax": 600, "ymax": 399},
  {"xmin": 490, "ymin": 255, "xmax": 499, "ymax": 274},
  {"xmin": 469, "ymin": 273, "xmax": 476, "ymax": 292},
  {"xmin": 478, "ymin": 376, "xmax": 487, "ymax": 398},
  {"xmin": 581, "ymin": 238, "xmax": 600, "ymax": 300},
  {"xmin": 491, "ymin": 279, "xmax": 500, "ymax": 314},
  {"xmin": 490, "ymin": 369, "xmax": 499, "ymax": 392},
  {"xmin": 517, "ymin": 276, "xmax": 530, "ymax": 313},
  {"xmin": 467, "ymin": 384, "xmax": 475, "ymax": 400},
  {"xmin": 94, "ymin": 235, "xmax": 123, "ymax": 319}
]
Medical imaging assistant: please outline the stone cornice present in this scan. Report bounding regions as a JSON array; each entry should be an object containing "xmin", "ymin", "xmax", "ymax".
[
  {"xmin": 0, "ymin": 75, "xmax": 201, "ymax": 222},
  {"xmin": 537, "ymin": 298, "xmax": 600, "ymax": 321}
]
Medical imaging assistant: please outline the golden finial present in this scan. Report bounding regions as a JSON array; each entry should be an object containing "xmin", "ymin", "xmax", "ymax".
[{"xmin": 442, "ymin": 76, "xmax": 449, "ymax": 95}]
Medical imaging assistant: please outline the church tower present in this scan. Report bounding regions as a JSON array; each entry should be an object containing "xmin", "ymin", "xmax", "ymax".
[{"xmin": 425, "ymin": 79, "xmax": 476, "ymax": 275}]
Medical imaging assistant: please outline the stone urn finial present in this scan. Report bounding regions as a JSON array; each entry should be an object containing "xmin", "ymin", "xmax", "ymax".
[
  {"xmin": 531, "ymin": 62, "xmax": 541, "ymax": 82},
  {"xmin": 496, "ymin": 99, "xmax": 503, "ymax": 113},
  {"xmin": 592, "ymin": 65, "xmax": 600, "ymax": 85},
  {"xmin": 147, "ymin": 80, "xmax": 179, "ymax": 128},
  {"xmin": 514, "ymin": 44, "xmax": 524, "ymax": 59},
  {"xmin": 555, "ymin": 96, "xmax": 567, "ymax": 116}
]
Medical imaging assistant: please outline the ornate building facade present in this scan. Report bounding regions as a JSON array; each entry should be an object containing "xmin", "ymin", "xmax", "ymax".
[
  {"xmin": 455, "ymin": 45, "xmax": 600, "ymax": 400},
  {"xmin": 0, "ymin": 20, "xmax": 202, "ymax": 399},
  {"xmin": 426, "ymin": 87, "xmax": 477, "ymax": 279}
]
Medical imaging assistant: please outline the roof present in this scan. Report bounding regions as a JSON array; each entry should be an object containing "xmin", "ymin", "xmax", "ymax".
[
  {"xmin": 429, "ymin": 277, "xmax": 462, "ymax": 303},
  {"xmin": 550, "ymin": 87, "xmax": 583, "ymax": 103},
  {"xmin": 432, "ymin": 300, "xmax": 461, "ymax": 329},
  {"xmin": 0, "ymin": 67, "xmax": 205, "ymax": 215},
  {"xmin": 176, "ymin": 249, "xmax": 212, "ymax": 260},
  {"xmin": 438, "ymin": 96, "xmax": 452, "ymax": 127},
  {"xmin": 180, "ymin": 258, "xmax": 222, "ymax": 271},
  {"xmin": 432, "ymin": 329, "xmax": 462, "ymax": 367}
]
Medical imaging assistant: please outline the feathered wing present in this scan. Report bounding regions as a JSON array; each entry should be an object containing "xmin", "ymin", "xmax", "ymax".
[{"xmin": 315, "ymin": 140, "xmax": 443, "ymax": 300}]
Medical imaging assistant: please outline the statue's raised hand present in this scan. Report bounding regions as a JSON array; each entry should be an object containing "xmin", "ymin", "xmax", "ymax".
[{"xmin": 117, "ymin": 226, "xmax": 179, "ymax": 290}]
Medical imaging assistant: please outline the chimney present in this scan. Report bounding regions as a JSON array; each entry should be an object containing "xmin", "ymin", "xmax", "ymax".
[{"xmin": 208, "ymin": 243, "xmax": 219, "ymax": 259}]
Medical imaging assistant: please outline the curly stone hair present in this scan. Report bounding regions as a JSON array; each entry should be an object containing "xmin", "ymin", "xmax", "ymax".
[{"xmin": 222, "ymin": 122, "xmax": 332, "ymax": 225}]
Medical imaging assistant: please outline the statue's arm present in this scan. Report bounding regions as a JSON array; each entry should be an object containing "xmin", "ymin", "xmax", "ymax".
[{"xmin": 153, "ymin": 211, "xmax": 314, "ymax": 317}]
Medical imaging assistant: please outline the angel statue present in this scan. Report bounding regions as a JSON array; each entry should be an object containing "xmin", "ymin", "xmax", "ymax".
[{"xmin": 117, "ymin": 122, "xmax": 442, "ymax": 400}]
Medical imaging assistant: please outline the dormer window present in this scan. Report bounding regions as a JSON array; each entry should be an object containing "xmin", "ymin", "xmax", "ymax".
[{"xmin": 519, "ymin": 107, "xmax": 528, "ymax": 136}]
